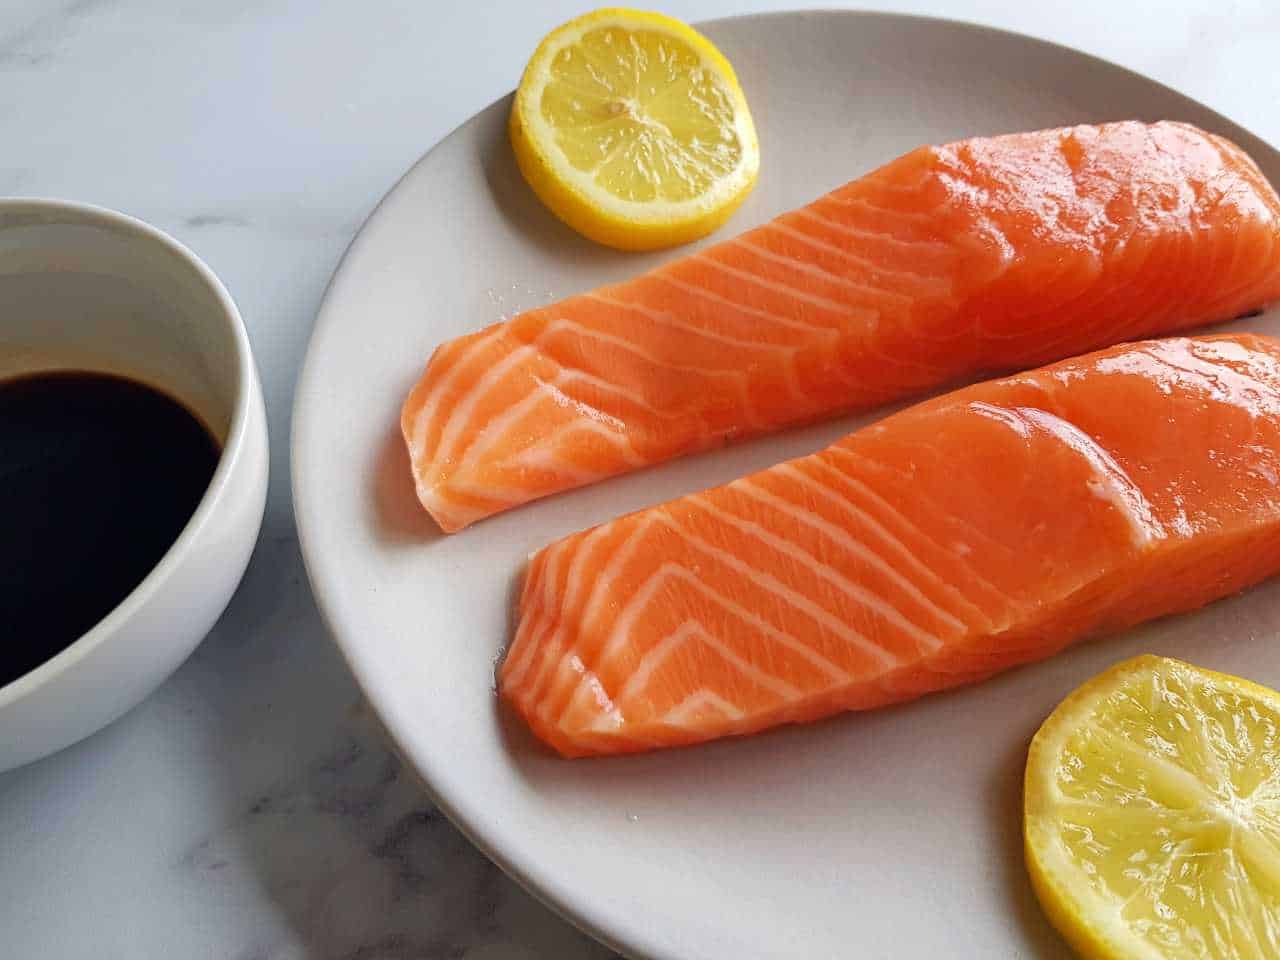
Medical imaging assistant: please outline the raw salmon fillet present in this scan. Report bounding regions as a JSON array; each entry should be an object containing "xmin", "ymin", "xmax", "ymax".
[
  {"xmin": 403, "ymin": 121, "xmax": 1280, "ymax": 532},
  {"xmin": 501, "ymin": 334, "xmax": 1280, "ymax": 757}
]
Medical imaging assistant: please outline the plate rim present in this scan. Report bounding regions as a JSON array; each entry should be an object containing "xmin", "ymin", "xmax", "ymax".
[{"xmin": 289, "ymin": 9, "xmax": 1273, "ymax": 958}]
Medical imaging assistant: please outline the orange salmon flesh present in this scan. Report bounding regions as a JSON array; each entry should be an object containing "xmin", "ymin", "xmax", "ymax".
[
  {"xmin": 403, "ymin": 121, "xmax": 1280, "ymax": 532},
  {"xmin": 501, "ymin": 335, "xmax": 1280, "ymax": 757}
]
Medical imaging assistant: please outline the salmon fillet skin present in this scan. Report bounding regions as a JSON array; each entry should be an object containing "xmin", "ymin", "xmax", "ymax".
[
  {"xmin": 501, "ymin": 335, "xmax": 1280, "ymax": 757},
  {"xmin": 403, "ymin": 121, "xmax": 1280, "ymax": 532}
]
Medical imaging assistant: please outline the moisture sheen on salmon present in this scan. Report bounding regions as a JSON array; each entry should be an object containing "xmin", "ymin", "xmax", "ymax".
[
  {"xmin": 501, "ymin": 335, "xmax": 1280, "ymax": 757},
  {"xmin": 403, "ymin": 121, "xmax": 1280, "ymax": 532}
]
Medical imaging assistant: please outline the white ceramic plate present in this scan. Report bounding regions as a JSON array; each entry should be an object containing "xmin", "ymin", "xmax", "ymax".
[{"xmin": 293, "ymin": 11, "xmax": 1280, "ymax": 958}]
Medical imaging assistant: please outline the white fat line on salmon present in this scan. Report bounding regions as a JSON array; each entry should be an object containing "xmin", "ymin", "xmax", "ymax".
[
  {"xmin": 538, "ymin": 652, "xmax": 623, "ymax": 730},
  {"xmin": 549, "ymin": 368, "xmax": 683, "ymax": 418},
  {"xmin": 732, "ymin": 475, "xmax": 967, "ymax": 636},
  {"xmin": 429, "ymin": 313, "xmax": 732, "ymax": 483},
  {"xmin": 654, "ymin": 513, "xmax": 898, "ymax": 668},
  {"xmin": 825, "ymin": 445, "xmax": 1025, "ymax": 574},
  {"xmin": 440, "ymin": 355, "xmax": 706, "ymax": 488},
  {"xmin": 654, "ymin": 272, "xmax": 898, "ymax": 400},
  {"xmin": 407, "ymin": 328, "xmax": 506, "ymax": 458},
  {"xmin": 614, "ymin": 619, "xmax": 803, "ymax": 707},
  {"xmin": 690, "ymin": 250, "xmax": 876, "ymax": 317},
  {"xmin": 660, "ymin": 689, "xmax": 746, "ymax": 728},
  {"xmin": 538, "ymin": 314, "xmax": 765, "ymax": 380},
  {"xmin": 655, "ymin": 271, "xmax": 839, "ymax": 336},
  {"xmin": 508, "ymin": 418, "xmax": 644, "ymax": 470},
  {"xmin": 788, "ymin": 207, "xmax": 953, "ymax": 257},
  {"xmin": 514, "ymin": 525, "xmax": 614, "ymax": 702},
  {"xmin": 586, "ymin": 291, "xmax": 808, "ymax": 370},
  {"xmin": 572, "ymin": 517, "xmax": 653, "ymax": 636},
  {"xmin": 448, "ymin": 473, "xmax": 606, "ymax": 504},
  {"xmin": 501, "ymin": 538, "xmax": 571, "ymax": 690},
  {"xmin": 733, "ymin": 235, "xmax": 917, "ymax": 307},
  {"xmin": 585, "ymin": 291, "xmax": 812, "ymax": 356},
  {"xmin": 822, "ymin": 193, "xmax": 938, "ymax": 226},
  {"xmin": 528, "ymin": 520, "xmax": 654, "ymax": 712},
  {"xmin": 764, "ymin": 220, "xmax": 954, "ymax": 299},
  {"xmin": 429, "ymin": 342, "xmax": 538, "ymax": 470},
  {"xmin": 586, "ymin": 291, "xmax": 803, "ymax": 407},
  {"xmin": 446, "ymin": 374, "xmax": 603, "ymax": 478},
  {"xmin": 784, "ymin": 460, "xmax": 998, "ymax": 630},
  {"xmin": 599, "ymin": 558, "xmax": 853, "ymax": 692},
  {"xmin": 538, "ymin": 317, "xmax": 768, "ymax": 433},
  {"xmin": 688, "ymin": 490, "xmax": 947, "ymax": 655},
  {"xmin": 453, "ymin": 362, "xmax": 708, "ymax": 480}
]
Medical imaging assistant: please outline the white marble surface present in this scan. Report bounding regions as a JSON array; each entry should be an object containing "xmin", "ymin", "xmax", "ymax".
[{"xmin": 1, "ymin": 1, "xmax": 1277, "ymax": 957}]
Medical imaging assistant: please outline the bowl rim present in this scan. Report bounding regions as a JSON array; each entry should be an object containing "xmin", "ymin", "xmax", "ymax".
[{"xmin": 0, "ymin": 196, "xmax": 257, "ymax": 708}]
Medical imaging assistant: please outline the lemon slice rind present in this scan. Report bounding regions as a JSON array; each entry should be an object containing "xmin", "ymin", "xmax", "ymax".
[
  {"xmin": 1025, "ymin": 655, "xmax": 1280, "ymax": 960},
  {"xmin": 510, "ymin": 8, "xmax": 759, "ymax": 251}
]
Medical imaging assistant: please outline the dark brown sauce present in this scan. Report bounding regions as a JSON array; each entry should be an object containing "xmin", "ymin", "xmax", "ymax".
[{"xmin": 1, "ymin": 371, "xmax": 221, "ymax": 688}]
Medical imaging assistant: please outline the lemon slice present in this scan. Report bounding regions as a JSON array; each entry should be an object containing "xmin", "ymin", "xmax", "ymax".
[
  {"xmin": 509, "ymin": 7, "xmax": 759, "ymax": 251},
  {"xmin": 1025, "ymin": 655, "xmax": 1280, "ymax": 959}
]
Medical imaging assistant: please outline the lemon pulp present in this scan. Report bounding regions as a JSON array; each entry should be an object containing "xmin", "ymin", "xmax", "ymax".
[
  {"xmin": 510, "ymin": 8, "xmax": 759, "ymax": 250},
  {"xmin": 1025, "ymin": 655, "xmax": 1280, "ymax": 959}
]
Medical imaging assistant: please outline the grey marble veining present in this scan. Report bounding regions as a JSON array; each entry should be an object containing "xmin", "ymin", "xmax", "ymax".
[
  {"xmin": 1, "ymin": 0, "xmax": 1278, "ymax": 957},
  {"xmin": 2, "ymin": 537, "xmax": 617, "ymax": 959}
]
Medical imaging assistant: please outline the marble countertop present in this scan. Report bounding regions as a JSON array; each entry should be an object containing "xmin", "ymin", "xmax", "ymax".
[{"xmin": 2, "ymin": 1, "xmax": 1277, "ymax": 957}]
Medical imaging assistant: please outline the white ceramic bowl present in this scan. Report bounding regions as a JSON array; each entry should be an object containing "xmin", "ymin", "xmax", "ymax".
[{"xmin": 0, "ymin": 198, "xmax": 268, "ymax": 772}]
